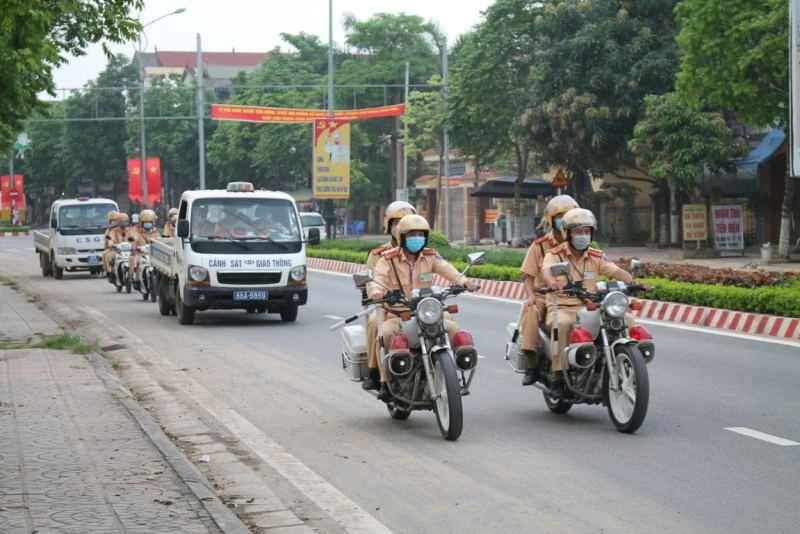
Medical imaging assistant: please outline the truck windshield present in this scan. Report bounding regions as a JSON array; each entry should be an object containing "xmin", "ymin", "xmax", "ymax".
[
  {"xmin": 58, "ymin": 204, "xmax": 116, "ymax": 235},
  {"xmin": 189, "ymin": 198, "xmax": 303, "ymax": 254}
]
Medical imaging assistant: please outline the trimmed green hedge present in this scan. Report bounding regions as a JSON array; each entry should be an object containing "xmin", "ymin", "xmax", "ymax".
[
  {"xmin": 0, "ymin": 226, "xmax": 29, "ymax": 232},
  {"xmin": 307, "ymin": 245, "xmax": 800, "ymax": 317}
]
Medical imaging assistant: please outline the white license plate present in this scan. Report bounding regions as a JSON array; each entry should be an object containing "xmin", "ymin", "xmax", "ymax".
[
  {"xmin": 233, "ymin": 290, "xmax": 268, "ymax": 301},
  {"xmin": 87, "ymin": 255, "xmax": 101, "ymax": 264}
]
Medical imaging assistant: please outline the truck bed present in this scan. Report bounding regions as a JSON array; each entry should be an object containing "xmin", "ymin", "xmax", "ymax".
[
  {"xmin": 149, "ymin": 238, "xmax": 175, "ymax": 275},
  {"xmin": 33, "ymin": 230, "xmax": 50, "ymax": 252}
]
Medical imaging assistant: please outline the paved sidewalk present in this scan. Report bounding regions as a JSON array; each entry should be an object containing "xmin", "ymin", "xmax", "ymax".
[{"xmin": 0, "ymin": 282, "xmax": 248, "ymax": 533}]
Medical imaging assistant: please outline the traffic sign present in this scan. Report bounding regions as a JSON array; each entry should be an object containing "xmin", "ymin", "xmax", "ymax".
[{"xmin": 552, "ymin": 168, "xmax": 569, "ymax": 188}]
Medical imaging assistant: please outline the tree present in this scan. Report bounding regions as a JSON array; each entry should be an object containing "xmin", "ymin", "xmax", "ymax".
[
  {"xmin": 529, "ymin": 0, "xmax": 680, "ymax": 201},
  {"xmin": 629, "ymin": 93, "xmax": 745, "ymax": 245},
  {"xmin": 0, "ymin": 0, "xmax": 143, "ymax": 147},
  {"xmin": 675, "ymin": 0, "xmax": 795, "ymax": 258}
]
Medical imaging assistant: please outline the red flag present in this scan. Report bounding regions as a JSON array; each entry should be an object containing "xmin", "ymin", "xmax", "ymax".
[
  {"xmin": 0, "ymin": 175, "xmax": 11, "ymax": 210},
  {"xmin": 127, "ymin": 159, "xmax": 143, "ymax": 204},
  {"xmin": 146, "ymin": 157, "xmax": 162, "ymax": 206}
]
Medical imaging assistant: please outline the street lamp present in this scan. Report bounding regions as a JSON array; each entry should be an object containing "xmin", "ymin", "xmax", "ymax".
[{"xmin": 136, "ymin": 8, "xmax": 186, "ymax": 209}]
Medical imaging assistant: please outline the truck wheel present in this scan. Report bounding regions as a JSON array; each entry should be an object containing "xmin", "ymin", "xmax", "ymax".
[
  {"xmin": 40, "ymin": 254, "xmax": 50, "ymax": 277},
  {"xmin": 158, "ymin": 276, "xmax": 171, "ymax": 316},
  {"xmin": 280, "ymin": 304, "xmax": 298, "ymax": 323},
  {"xmin": 53, "ymin": 262, "xmax": 64, "ymax": 280},
  {"xmin": 176, "ymin": 290, "xmax": 195, "ymax": 325}
]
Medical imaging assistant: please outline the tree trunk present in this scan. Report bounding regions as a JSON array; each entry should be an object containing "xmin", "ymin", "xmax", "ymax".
[
  {"xmin": 777, "ymin": 174, "xmax": 796, "ymax": 259},
  {"xmin": 433, "ymin": 151, "xmax": 443, "ymax": 231},
  {"xmin": 512, "ymin": 145, "xmax": 528, "ymax": 241},
  {"xmin": 659, "ymin": 179, "xmax": 669, "ymax": 246},
  {"xmin": 670, "ymin": 190, "xmax": 680, "ymax": 246}
]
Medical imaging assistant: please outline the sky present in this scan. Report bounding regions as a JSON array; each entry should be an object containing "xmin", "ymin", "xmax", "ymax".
[{"xmin": 53, "ymin": 0, "xmax": 495, "ymax": 92}]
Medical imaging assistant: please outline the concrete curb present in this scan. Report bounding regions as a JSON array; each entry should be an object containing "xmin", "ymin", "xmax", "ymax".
[
  {"xmin": 307, "ymin": 257, "xmax": 800, "ymax": 341},
  {"xmin": 0, "ymin": 231, "xmax": 29, "ymax": 237}
]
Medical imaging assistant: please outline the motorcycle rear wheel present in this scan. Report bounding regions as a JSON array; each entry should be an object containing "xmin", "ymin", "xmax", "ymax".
[
  {"xmin": 431, "ymin": 351, "xmax": 463, "ymax": 441},
  {"xmin": 603, "ymin": 344, "xmax": 649, "ymax": 434}
]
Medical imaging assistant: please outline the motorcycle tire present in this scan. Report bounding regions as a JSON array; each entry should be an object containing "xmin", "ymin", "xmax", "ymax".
[
  {"xmin": 149, "ymin": 272, "xmax": 158, "ymax": 302},
  {"xmin": 603, "ymin": 344, "xmax": 649, "ymax": 434},
  {"xmin": 431, "ymin": 351, "xmax": 463, "ymax": 441},
  {"xmin": 543, "ymin": 392, "xmax": 572, "ymax": 414},
  {"xmin": 125, "ymin": 274, "xmax": 132, "ymax": 294}
]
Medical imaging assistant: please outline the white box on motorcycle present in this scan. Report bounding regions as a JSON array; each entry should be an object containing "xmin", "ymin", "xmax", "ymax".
[
  {"xmin": 504, "ymin": 322, "xmax": 527, "ymax": 372},
  {"xmin": 341, "ymin": 325, "xmax": 368, "ymax": 380}
]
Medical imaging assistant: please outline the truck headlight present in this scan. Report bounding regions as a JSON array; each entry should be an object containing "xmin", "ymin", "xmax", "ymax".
[
  {"xmin": 188, "ymin": 265, "xmax": 209, "ymax": 282},
  {"xmin": 290, "ymin": 265, "xmax": 306, "ymax": 281},
  {"xmin": 57, "ymin": 247, "xmax": 78, "ymax": 255}
]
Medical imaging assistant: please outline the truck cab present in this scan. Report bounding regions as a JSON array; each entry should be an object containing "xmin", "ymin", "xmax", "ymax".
[
  {"xmin": 152, "ymin": 182, "xmax": 320, "ymax": 324},
  {"xmin": 34, "ymin": 197, "xmax": 118, "ymax": 279}
]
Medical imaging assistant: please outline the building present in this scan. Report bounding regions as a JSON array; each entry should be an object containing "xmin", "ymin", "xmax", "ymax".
[{"xmin": 133, "ymin": 50, "xmax": 269, "ymax": 90}]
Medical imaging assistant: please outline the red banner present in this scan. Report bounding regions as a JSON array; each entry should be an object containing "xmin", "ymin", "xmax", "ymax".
[
  {"xmin": 11, "ymin": 175, "xmax": 25, "ymax": 209},
  {"xmin": 146, "ymin": 157, "xmax": 162, "ymax": 206},
  {"xmin": 211, "ymin": 103, "xmax": 405, "ymax": 123},
  {"xmin": 127, "ymin": 159, "xmax": 143, "ymax": 205},
  {"xmin": 0, "ymin": 175, "xmax": 11, "ymax": 209}
]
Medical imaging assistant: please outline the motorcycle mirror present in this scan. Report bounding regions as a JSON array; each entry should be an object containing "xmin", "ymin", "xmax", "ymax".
[
  {"xmin": 629, "ymin": 259, "xmax": 645, "ymax": 277},
  {"xmin": 352, "ymin": 270, "xmax": 374, "ymax": 289},
  {"xmin": 549, "ymin": 262, "xmax": 570, "ymax": 277},
  {"xmin": 466, "ymin": 252, "xmax": 486, "ymax": 266}
]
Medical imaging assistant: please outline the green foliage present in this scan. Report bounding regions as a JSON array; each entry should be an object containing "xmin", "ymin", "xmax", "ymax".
[
  {"xmin": 427, "ymin": 231, "xmax": 450, "ymax": 249},
  {"xmin": 306, "ymin": 247, "xmax": 368, "ymax": 264},
  {"xmin": 674, "ymin": 0, "xmax": 788, "ymax": 126},
  {"xmin": 33, "ymin": 332, "xmax": 99, "ymax": 355},
  {"xmin": 0, "ymin": 0, "xmax": 143, "ymax": 147},
  {"xmin": 313, "ymin": 238, "xmax": 384, "ymax": 252},
  {"xmin": 629, "ymin": 93, "xmax": 745, "ymax": 192}
]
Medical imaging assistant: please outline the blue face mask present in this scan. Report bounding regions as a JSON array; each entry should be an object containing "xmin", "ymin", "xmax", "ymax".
[
  {"xmin": 404, "ymin": 236, "xmax": 426, "ymax": 253},
  {"xmin": 554, "ymin": 219, "xmax": 563, "ymax": 231},
  {"xmin": 143, "ymin": 222, "xmax": 153, "ymax": 230}
]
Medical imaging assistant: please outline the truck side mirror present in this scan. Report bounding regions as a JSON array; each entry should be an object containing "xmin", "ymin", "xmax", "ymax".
[
  {"xmin": 307, "ymin": 227, "xmax": 320, "ymax": 245},
  {"xmin": 50, "ymin": 217, "xmax": 57, "ymax": 229},
  {"xmin": 177, "ymin": 219, "xmax": 189, "ymax": 238}
]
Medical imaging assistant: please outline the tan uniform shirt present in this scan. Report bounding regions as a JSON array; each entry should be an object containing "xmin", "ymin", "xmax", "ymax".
[
  {"xmin": 366, "ymin": 241, "xmax": 393, "ymax": 271},
  {"xmin": 520, "ymin": 231, "xmax": 560, "ymax": 290},
  {"xmin": 368, "ymin": 247, "xmax": 463, "ymax": 309},
  {"xmin": 541, "ymin": 242, "xmax": 624, "ymax": 310},
  {"xmin": 106, "ymin": 227, "xmax": 128, "ymax": 247},
  {"xmin": 130, "ymin": 225, "xmax": 160, "ymax": 254},
  {"xmin": 163, "ymin": 222, "xmax": 175, "ymax": 238}
]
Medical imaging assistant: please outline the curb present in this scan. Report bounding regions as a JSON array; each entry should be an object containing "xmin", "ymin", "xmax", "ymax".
[
  {"xmin": 0, "ymin": 231, "xmax": 29, "ymax": 237},
  {"xmin": 307, "ymin": 257, "xmax": 800, "ymax": 341}
]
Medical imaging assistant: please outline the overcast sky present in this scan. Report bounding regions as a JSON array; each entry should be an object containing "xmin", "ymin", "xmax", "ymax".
[{"xmin": 53, "ymin": 0, "xmax": 495, "ymax": 91}]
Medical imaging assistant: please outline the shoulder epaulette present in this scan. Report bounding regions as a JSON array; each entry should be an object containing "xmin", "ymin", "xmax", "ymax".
[
  {"xmin": 587, "ymin": 247, "xmax": 604, "ymax": 258},
  {"xmin": 382, "ymin": 247, "xmax": 401, "ymax": 260},
  {"xmin": 549, "ymin": 242, "xmax": 568, "ymax": 254},
  {"xmin": 421, "ymin": 248, "xmax": 437, "ymax": 255},
  {"xmin": 533, "ymin": 236, "xmax": 548, "ymax": 245},
  {"xmin": 370, "ymin": 243, "xmax": 390, "ymax": 256}
]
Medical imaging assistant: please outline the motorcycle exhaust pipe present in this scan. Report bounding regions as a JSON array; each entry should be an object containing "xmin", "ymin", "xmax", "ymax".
[{"xmin": 386, "ymin": 350, "xmax": 413, "ymax": 377}]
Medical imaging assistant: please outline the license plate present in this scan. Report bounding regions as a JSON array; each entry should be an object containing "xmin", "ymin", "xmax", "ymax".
[
  {"xmin": 87, "ymin": 255, "xmax": 101, "ymax": 264},
  {"xmin": 233, "ymin": 290, "xmax": 268, "ymax": 301}
]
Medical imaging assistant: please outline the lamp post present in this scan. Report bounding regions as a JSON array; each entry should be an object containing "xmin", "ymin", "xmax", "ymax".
[{"xmin": 136, "ymin": 8, "xmax": 186, "ymax": 209}]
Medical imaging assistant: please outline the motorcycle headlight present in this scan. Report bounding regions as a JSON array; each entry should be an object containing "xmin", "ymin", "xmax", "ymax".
[
  {"xmin": 603, "ymin": 291, "xmax": 629, "ymax": 318},
  {"xmin": 57, "ymin": 247, "xmax": 78, "ymax": 255},
  {"xmin": 290, "ymin": 265, "xmax": 306, "ymax": 281},
  {"xmin": 188, "ymin": 265, "xmax": 209, "ymax": 282},
  {"xmin": 415, "ymin": 297, "xmax": 443, "ymax": 325}
]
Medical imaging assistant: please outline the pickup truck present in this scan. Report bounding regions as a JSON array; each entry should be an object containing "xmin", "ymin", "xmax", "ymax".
[
  {"xmin": 33, "ymin": 196, "xmax": 119, "ymax": 279},
  {"xmin": 150, "ymin": 182, "xmax": 320, "ymax": 325}
]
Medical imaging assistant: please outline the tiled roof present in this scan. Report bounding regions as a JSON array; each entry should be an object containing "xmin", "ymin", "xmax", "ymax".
[{"xmin": 155, "ymin": 51, "xmax": 269, "ymax": 69}]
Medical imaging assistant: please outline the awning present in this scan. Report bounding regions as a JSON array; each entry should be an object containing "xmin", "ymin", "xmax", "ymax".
[
  {"xmin": 470, "ymin": 176, "xmax": 554, "ymax": 198},
  {"xmin": 734, "ymin": 128, "xmax": 785, "ymax": 170}
]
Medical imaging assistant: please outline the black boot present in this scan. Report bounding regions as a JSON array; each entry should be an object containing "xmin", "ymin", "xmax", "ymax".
[
  {"xmin": 522, "ymin": 368, "xmax": 539, "ymax": 386},
  {"xmin": 362, "ymin": 368, "xmax": 380, "ymax": 390},
  {"xmin": 377, "ymin": 383, "xmax": 392, "ymax": 401},
  {"xmin": 549, "ymin": 378, "xmax": 565, "ymax": 398}
]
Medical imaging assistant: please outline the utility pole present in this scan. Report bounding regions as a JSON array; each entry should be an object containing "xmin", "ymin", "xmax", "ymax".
[
  {"xmin": 197, "ymin": 33, "xmax": 206, "ymax": 190},
  {"xmin": 442, "ymin": 40, "xmax": 450, "ymax": 239}
]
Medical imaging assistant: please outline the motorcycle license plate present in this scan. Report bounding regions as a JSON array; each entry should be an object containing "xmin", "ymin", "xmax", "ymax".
[
  {"xmin": 233, "ymin": 290, "xmax": 268, "ymax": 301},
  {"xmin": 87, "ymin": 255, "xmax": 101, "ymax": 264}
]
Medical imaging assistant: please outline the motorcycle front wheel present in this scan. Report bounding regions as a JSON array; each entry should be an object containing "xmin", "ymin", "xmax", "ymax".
[
  {"xmin": 603, "ymin": 344, "xmax": 649, "ymax": 434},
  {"xmin": 149, "ymin": 271, "xmax": 157, "ymax": 302},
  {"xmin": 431, "ymin": 351, "xmax": 463, "ymax": 441},
  {"xmin": 124, "ymin": 270, "xmax": 132, "ymax": 294}
]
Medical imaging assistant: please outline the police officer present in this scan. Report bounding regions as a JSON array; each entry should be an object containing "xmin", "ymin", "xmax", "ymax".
[
  {"xmin": 368, "ymin": 214, "xmax": 479, "ymax": 400},
  {"xmin": 102, "ymin": 211, "xmax": 121, "ymax": 279},
  {"xmin": 163, "ymin": 208, "xmax": 178, "ymax": 237},
  {"xmin": 361, "ymin": 200, "xmax": 416, "ymax": 390},
  {"xmin": 518, "ymin": 195, "xmax": 578, "ymax": 386},
  {"xmin": 129, "ymin": 209, "xmax": 160, "ymax": 289},
  {"xmin": 541, "ymin": 208, "xmax": 634, "ymax": 397}
]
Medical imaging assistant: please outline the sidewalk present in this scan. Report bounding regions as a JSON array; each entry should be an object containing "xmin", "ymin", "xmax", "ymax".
[{"xmin": 0, "ymin": 282, "xmax": 248, "ymax": 533}]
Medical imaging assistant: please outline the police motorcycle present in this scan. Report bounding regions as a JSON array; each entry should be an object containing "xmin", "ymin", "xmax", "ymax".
[
  {"xmin": 330, "ymin": 252, "xmax": 485, "ymax": 441},
  {"xmin": 504, "ymin": 260, "xmax": 655, "ymax": 433},
  {"xmin": 135, "ymin": 244, "xmax": 157, "ymax": 302},
  {"xmin": 110, "ymin": 242, "xmax": 132, "ymax": 294}
]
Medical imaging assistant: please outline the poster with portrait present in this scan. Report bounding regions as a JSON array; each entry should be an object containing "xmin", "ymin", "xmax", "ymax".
[{"xmin": 312, "ymin": 119, "xmax": 350, "ymax": 199}]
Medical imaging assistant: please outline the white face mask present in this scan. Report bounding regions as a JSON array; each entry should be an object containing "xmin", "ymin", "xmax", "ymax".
[{"xmin": 571, "ymin": 234, "xmax": 592, "ymax": 250}]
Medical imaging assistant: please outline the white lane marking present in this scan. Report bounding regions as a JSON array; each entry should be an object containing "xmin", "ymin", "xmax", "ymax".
[
  {"xmin": 309, "ymin": 268, "xmax": 800, "ymax": 347},
  {"xmin": 82, "ymin": 306, "xmax": 393, "ymax": 534},
  {"xmin": 725, "ymin": 427, "xmax": 799, "ymax": 446}
]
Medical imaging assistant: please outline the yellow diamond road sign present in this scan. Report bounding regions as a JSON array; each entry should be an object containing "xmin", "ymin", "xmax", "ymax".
[{"xmin": 552, "ymin": 169, "xmax": 569, "ymax": 188}]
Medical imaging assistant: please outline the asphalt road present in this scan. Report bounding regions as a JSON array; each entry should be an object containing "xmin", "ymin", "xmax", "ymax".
[{"xmin": 2, "ymin": 235, "xmax": 798, "ymax": 533}]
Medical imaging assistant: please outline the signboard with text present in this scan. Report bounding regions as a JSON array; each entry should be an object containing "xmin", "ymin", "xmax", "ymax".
[
  {"xmin": 711, "ymin": 204, "xmax": 744, "ymax": 251},
  {"xmin": 682, "ymin": 204, "xmax": 708, "ymax": 241},
  {"xmin": 313, "ymin": 119, "xmax": 350, "ymax": 199},
  {"xmin": 211, "ymin": 104, "xmax": 404, "ymax": 124}
]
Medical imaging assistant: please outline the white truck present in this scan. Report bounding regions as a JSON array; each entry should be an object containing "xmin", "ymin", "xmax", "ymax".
[
  {"xmin": 150, "ymin": 182, "xmax": 320, "ymax": 325},
  {"xmin": 33, "ymin": 196, "xmax": 119, "ymax": 279}
]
